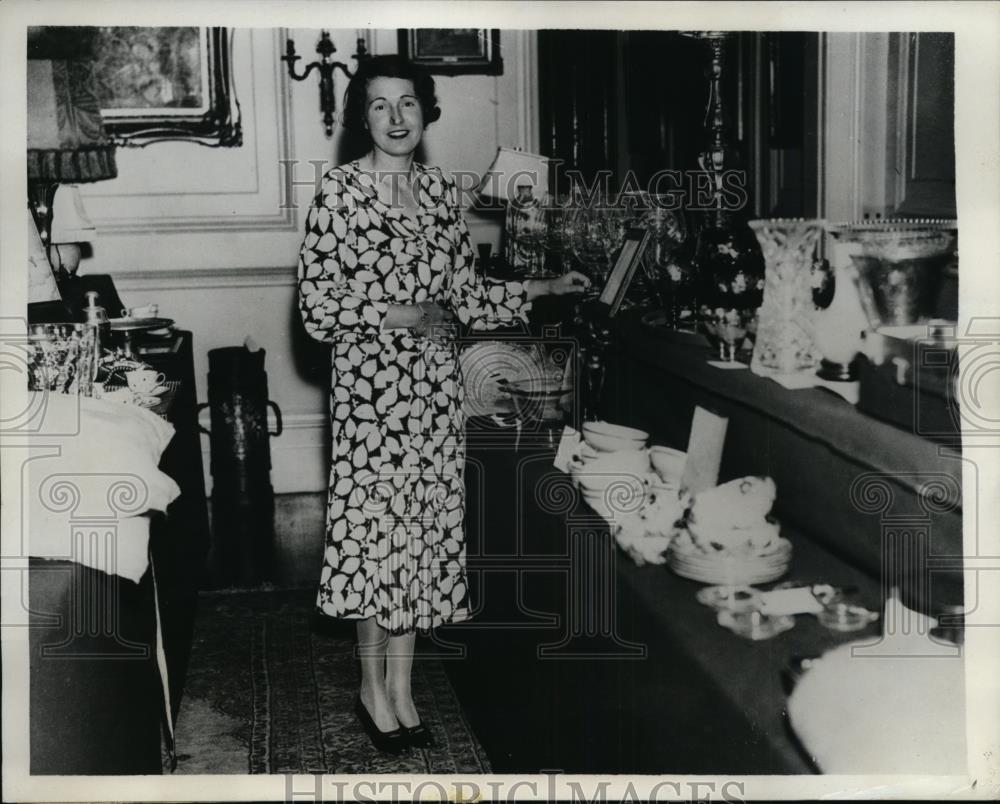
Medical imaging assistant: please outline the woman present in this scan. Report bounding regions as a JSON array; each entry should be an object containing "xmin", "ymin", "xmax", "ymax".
[{"xmin": 297, "ymin": 55, "xmax": 589, "ymax": 754}]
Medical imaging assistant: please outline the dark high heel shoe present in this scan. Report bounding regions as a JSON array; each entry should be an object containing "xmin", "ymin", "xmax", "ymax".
[
  {"xmin": 354, "ymin": 696, "xmax": 407, "ymax": 755},
  {"xmin": 400, "ymin": 721, "xmax": 436, "ymax": 749}
]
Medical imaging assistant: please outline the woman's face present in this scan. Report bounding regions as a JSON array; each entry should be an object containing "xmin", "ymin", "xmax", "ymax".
[{"xmin": 364, "ymin": 76, "xmax": 425, "ymax": 159}]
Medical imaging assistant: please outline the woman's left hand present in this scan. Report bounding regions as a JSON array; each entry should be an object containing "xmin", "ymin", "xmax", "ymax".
[{"xmin": 525, "ymin": 271, "xmax": 591, "ymax": 300}]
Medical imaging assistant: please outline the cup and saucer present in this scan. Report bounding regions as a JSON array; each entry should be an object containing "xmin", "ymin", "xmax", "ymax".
[{"xmin": 126, "ymin": 369, "xmax": 168, "ymax": 400}]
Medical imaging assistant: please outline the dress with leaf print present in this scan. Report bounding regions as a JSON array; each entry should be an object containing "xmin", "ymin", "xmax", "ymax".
[{"xmin": 298, "ymin": 161, "xmax": 529, "ymax": 633}]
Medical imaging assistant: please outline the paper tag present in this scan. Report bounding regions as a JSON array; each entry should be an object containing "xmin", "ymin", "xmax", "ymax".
[
  {"xmin": 707, "ymin": 361, "xmax": 749, "ymax": 370},
  {"xmin": 759, "ymin": 587, "xmax": 825, "ymax": 616},
  {"xmin": 553, "ymin": 426, "xmax": 582, "ymax": 473},
  {"xmin": 680, "ymin": 407, "xmax": 728, "ymax": 496}
]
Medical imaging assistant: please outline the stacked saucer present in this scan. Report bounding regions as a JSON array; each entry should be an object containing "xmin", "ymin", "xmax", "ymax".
[{"xmin": 667, "ymin": 537, "xmax": 792, "ymax": 585}]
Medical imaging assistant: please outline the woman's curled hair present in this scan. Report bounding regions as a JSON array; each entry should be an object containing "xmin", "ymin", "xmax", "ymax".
[{"xmin": 342, "ymin": 54, "xmax": 441, "ymax": 133}]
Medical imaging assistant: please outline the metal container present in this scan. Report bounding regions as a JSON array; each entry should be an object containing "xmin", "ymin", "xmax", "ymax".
[
  {"xmin": 833, "ymin": 219, "xmax": 957, "ymax": 328},
  {"xmin": 198, "ymin": 346, "xmax": 282, "ymax": 588}
]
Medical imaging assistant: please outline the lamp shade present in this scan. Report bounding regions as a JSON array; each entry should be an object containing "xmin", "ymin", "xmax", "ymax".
[
  {"xmin": 477, "ymin": 147, "xmax": 549, "ymax": 203},
  {"xmin": 27, "ymin": 27, "xmax": 117, "ymax": 184},
  {"xmin": 49, "ymin": 185, "xmax": 97, "ymax": 244}
]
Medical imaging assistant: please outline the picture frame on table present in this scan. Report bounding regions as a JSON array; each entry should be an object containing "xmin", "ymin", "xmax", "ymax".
[
  {"xmin": 92, "ymin": 26, "xmax": 242, "ymax": 147},
  {"xmin": 397, "ymin": 29, "xmax": 503, "ymax": 75},
  {"xmin": 599, "ymin": 227, "xmax": 652, "ymax": 316}
]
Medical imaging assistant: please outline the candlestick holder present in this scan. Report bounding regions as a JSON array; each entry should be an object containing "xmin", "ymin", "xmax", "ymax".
[{"xmin": 282, "ymin": 32, "xmax": 369, "ymax": 137}]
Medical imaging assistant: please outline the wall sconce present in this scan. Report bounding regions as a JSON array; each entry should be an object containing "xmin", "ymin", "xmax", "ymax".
[{"xmin": 282, "ymin": 31, "xmax": 369, "ymax": 137}]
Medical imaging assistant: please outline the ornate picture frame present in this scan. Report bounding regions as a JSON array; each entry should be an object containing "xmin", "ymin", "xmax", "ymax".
[
  {"xmin": 397, "ymin": 29, "xmax": 503, "ymax": 75},
  {"xmin": 93, "ymin": 26, "xmax": 242, "ymax": 147}
]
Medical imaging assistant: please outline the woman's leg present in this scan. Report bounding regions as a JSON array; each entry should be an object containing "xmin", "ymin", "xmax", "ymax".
[
  {"xmin": 356, "ymin": 618, "xmax": 399, "ymax": 732},
  {"xmin": 385, "ymin": 631, "xmax": 420, "ymax": 727}
]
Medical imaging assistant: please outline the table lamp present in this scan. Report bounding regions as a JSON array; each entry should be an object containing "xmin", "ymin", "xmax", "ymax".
[
  {"xmin": 48, "ymin": 185, "xmax": 98, "ymax": 278},
  {"xmin": 477, "ymin": 147, "xmax": 549, "ymax": 270}
]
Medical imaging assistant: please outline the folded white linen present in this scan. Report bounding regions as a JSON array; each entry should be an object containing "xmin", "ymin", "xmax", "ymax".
[{"xmin": 26, "ymin": 392, "xmax": 181, "ymax": 582}]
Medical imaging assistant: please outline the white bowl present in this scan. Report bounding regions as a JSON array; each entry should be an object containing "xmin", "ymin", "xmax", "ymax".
[
  {"xmin": 576, "ymin": 471, "xmax": 646, "ymax": 496},
  {"xmin": 573, "ymin": 447, "xmax": 650, "ymax": 474},
  {"xmin": 581, "ymin": 493, "xmax": 615, "ymax": 521},
  {"xmin": 581, "ymin": 489, "xmax": 622, "ymax": 521},
  {"xmin": 581, "ymin": 482, "xmax": 644, "ymax": 519},
  {"xmin": 648, "ymin": 446, "xmax": 686, "ymax": 482},
  {"xmin": 582, "ymin": 421, "xmax": 649, "ymax": 452}
]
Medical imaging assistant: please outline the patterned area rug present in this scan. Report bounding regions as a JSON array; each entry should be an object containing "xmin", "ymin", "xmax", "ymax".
[{"xmin": 172, "ymin": 588, "xmax": 490, "ymax": 774}]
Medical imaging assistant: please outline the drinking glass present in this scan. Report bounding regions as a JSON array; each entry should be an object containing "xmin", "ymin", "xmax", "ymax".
[
  {"xmin": 27, "ymin": 323, "xmax": 97, "ymax": 395},
  {"xmin": 571, "ymin": 199, "xmax": 627, "ymax": 298},
  {"xmin": 543, "ymin": 195, "xmax": 576, "ymax": 274},
  {"xmin": 701, "ymin": 307, "xmax": 753, "ymax": 362},
  {"xmin": 509, "ymin": 190, "xmax": 549, "ymax": 277}
]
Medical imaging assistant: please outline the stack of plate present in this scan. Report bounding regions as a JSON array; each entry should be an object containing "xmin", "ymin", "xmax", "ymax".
[{"xmin": 667, "ymin": 537, "xmax": 792, "ymax": 585}]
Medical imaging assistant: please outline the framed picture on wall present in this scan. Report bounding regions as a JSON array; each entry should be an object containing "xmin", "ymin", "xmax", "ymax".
[
  {"xmin": 92, "ymin": 26, "xmax": 241, "ymax": 146},
  {"xmin": 398, "ymin": 29, "xmax": 503, "ymax": 75},
  {"xmin": 599, "ymin": 227, "xmax": 651, "ymax": 316}
]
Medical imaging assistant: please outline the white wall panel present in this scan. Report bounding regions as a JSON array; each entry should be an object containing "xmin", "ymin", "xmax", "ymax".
[{"xmin": 76, "ymin": 27, "xmax": 536, "ymax": 493}]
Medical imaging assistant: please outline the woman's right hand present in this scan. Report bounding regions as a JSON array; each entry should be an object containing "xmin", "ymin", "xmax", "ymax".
[{"xmin": 411, "ymin": 301, "xmax": 455, "ymax": 341}]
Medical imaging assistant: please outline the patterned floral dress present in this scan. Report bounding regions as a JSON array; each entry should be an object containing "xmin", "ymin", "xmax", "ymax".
[{"xmin": 297, "ymin": 162, "xmax": 529, "ymax": 633}]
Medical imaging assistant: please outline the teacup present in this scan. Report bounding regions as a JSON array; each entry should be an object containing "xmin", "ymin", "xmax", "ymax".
[
  {"xmin": 648, "ymin": 446, "xmax": 686, "ymax": 483},
  {"xmin": 121, "ymin": 304, "xmax": 159, "ymax": 319},
  {"xmin": 126, "ymin": 369, "xmax": 165, "ymax": 393},
  {"xmin": 102, "ymin": 387, "xmax": 134, "ymax": 404}
]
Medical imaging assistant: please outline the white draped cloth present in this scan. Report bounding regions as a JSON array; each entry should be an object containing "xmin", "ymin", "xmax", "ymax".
[{"xmin": 26, "ymin": 393, "xmax": 181, "ymax": 582}]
